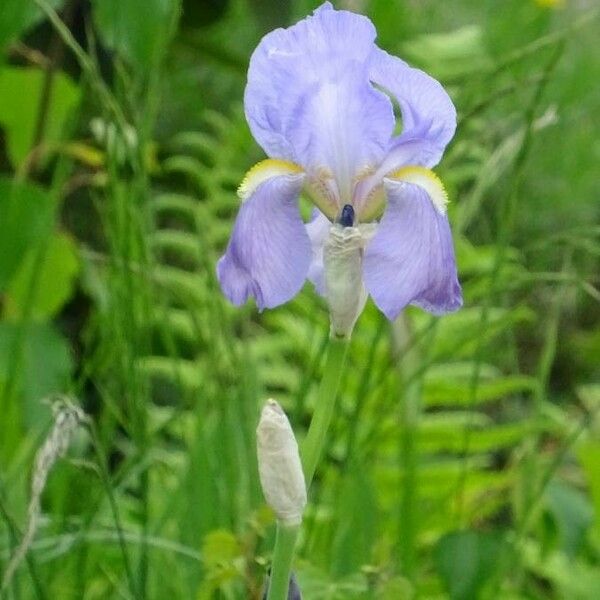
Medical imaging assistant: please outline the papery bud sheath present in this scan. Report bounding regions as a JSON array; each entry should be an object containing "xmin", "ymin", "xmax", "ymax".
[
  {"xmin": 323, "ymin": 224, "xmax": 372, "ymax": 339},
  {"xmin": 257, "ymin": 400, "xmax": 307, "ymax": 526}
]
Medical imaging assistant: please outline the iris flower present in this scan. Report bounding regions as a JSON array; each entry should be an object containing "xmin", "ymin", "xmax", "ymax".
[{"xmin": 217, "ymin": 2, "xmax": 462, "ymax": 329}]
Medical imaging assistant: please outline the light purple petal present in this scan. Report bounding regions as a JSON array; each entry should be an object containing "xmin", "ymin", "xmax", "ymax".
[
  {"xmin": 244, "ymin": 2, "xmax": 394, "ymax": 197},
  {"xmin": 305, "ymin": 209, "xmax": 331, "ymax": 296},
  {"xmin": 363, "ymin": 180, "xmax": 462, "ymax": 320},
  {"xmin": 217, "ymin": 174, "xmax": 311, "ymax": 310},
  {"xmin": 369, "ymin": 48, "xmax": 457, "ymax": 169}
]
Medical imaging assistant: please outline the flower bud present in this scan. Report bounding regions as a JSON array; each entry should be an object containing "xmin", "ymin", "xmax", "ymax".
[
  {"xmin": 323, "ymin": 223, "xmax": 374, "ymax": 339},
  {"xmin": 256, "ymin": 400, "xmax": 307, "ymax": 526}
]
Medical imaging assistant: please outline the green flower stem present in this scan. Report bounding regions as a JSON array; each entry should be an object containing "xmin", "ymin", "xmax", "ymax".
[
  {"xmin": 302, "ymin": 336, "xmax": 350, "ymax": 487},
  {"xmin": 267, "ymin": 523, "xmax": 300, "ymax": 600},
  {"xmin": 267, "ymin": 336, "xmax": 349, "ymax": 600}
]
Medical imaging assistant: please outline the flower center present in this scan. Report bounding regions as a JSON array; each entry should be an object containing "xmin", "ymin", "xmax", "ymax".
[
  {"xmin": 337, "ymin": 204, "xmax": 355, "ymax": 227},
  {"xmin": 236, "ymin": 159, "xmax": 449, "ymax": 227}
]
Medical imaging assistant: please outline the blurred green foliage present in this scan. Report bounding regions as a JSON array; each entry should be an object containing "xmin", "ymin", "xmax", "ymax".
[{"xmin": 0, "ymin": 0, "xmax": 598, "ymax": 599}]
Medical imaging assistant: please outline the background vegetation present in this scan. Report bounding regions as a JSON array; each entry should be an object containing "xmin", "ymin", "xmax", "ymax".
[{"xmin": 0, "ymin": 0, "xmax": 599, "ymax": 598}]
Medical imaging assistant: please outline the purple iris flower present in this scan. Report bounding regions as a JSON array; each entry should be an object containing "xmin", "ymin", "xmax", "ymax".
[{"xmin": 217, "ymin": 2, "xmax": 462, "ymax": 322}]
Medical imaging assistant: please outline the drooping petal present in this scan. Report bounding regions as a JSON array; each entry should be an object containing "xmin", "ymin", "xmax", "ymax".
[
  {"xmin": 244, "ymin": 2, "xmax": 394, "ymax": 201},
  {"xmin": 305, "ymin": 209, "xmax": 331, "ymax": 296},
  {"xmin": 217, "ymin": 173, "xmax": 311, "ymax": 310},
  {"xmin": 363, "ymin": 180, "xmax": 462, "ymax": 320},
  {"xmin": 369, "ymin": 48, "xmax": 457, "ymax": 169}
]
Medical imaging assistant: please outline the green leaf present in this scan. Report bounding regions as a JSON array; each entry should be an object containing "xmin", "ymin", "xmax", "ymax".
[
  {"xmin": 376, "ymin": 576, "xmax": 414, "ymax": 600},
  {"xmin": 525, "ymin": 546, "xmax": 600, "ymax": 600},
  {"xmin": 456, "ymin": 130, "xmax": 525, "ymax": 232},
  {"xmin": 413, "ymin": 306, "xmax": 535, "ymax": 360},
  {"xmin": 5, "ymin": 232, "xmax": 80, "ymax": 320},
  {"xmin": 151, "ymin": 230, "xmax": 202, "ymax": 265},
  {"xmin": 201, "ymin": 529, "xmax": 241, "ymax": 569},
  {"xmin": 0, "ymin": 322, "xmax": 72, "ymax": 428},
  {"xmin": 418, "ymin": 413, "xmax": 533, "ymax": 453},
  {"xmin": 295, "ymin": 562, "xmax": 368, "ymax": 600},
  {"xmin": 423, "ymin": 373, "xmax": 537, "ymax": 407},
  {"xmin": 403, "ymin": 26, "xmax": 492, "ymax": 80},
  {"xmin": 544, "ymin": 480, "xmax": 594, "ymax": 557},
  {"xmin": 92, "ymin": 0, "xmax": 179, "ymax": 71},
  {"xmin": 0, "ymin": 0, "xmax": 65, "ymax": 55},
  {"xmin": 0, "ymin": 177, "xmax": 54, "ymax": 291},
  {"xmin": 153, "ymin": 264, "xmax": 207, "ymax": 305},
  {"xmin": 435, "ymin": 530, "xmax": 507, "ymax": 600},
  {"xmin": 0, "ymin": 66, "xmax": 80, "ymax": 167},
  {"xmin": 136, "ymin": 356, "xmax": 201, "ymax": 393},
  {"xmin": 246, "ymin": 0, "xmax": 292, "ymax": 32},
  {"xmin": 456, "ymin": 238, "xmax": 522, "ymax": 277},
  {"xmin": 331, "ymin": 462, "xmax": 378, "ymax": 576},
  {"xmin": 576, "ymin": 384, "xmax": 600, "ymax": 413},
  {"xmin": 577, "ymin": 440, "xmax": 600, "ymax": 533},
  {"xmin": 197, "ymin": 529, "xmax": 245, "ymax": 597}
]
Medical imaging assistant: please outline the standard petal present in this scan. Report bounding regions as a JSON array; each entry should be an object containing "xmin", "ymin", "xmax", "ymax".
[
  {"xmin": 363, "ymin": 180, "xmax": 462, "ymax": 320},
  {"xmin": 216, "ymin": 174, "xmax": 311, "ymax": 310},
  {"xmin": 369, "ymin": 48, "xmax": 457, "ymax": 168},
  {"xmin": 305, "ymin": 209, "xmax": 331, "ymax": 296},
  {"xmin": 244, "ymin": 2, "xmax": 394, "ymax": 199}
]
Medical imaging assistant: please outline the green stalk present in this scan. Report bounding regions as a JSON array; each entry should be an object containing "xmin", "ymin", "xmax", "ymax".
[
  {"xmin": 267, "ymin": 524, "xmax": 300, "ymax": 600},
  {"xmin": 302, "ymin": 336, "xmax": 350, "ymax": 486},
  {"xmin": 267, "ymin": 335, "xmax": 349, "ymax": 600}
]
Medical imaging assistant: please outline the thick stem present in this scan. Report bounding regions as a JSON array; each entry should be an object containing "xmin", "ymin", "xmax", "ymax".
[
  {"xmin": 267, "ymin": 524, "xmax": 300, "ymax": 600},
  {"xmin": 301, "ymin": 336, "xmax": 349, "ymax": 487}
]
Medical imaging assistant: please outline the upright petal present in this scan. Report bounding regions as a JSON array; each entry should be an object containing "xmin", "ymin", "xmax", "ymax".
[
  {"xmin": 217, "ymin": 174, "xmax": 311, "ymax": 310},
  {"xmin": 369, "ymin": 48, "xmax": 457, "ymax": 169},
  {"xmin": 363, "ymin": 180, "xmax": 462, "ymax": 320},
  {"xmin": 244, "ymin": 2, "xmax": 394, "ymax": 200}
]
